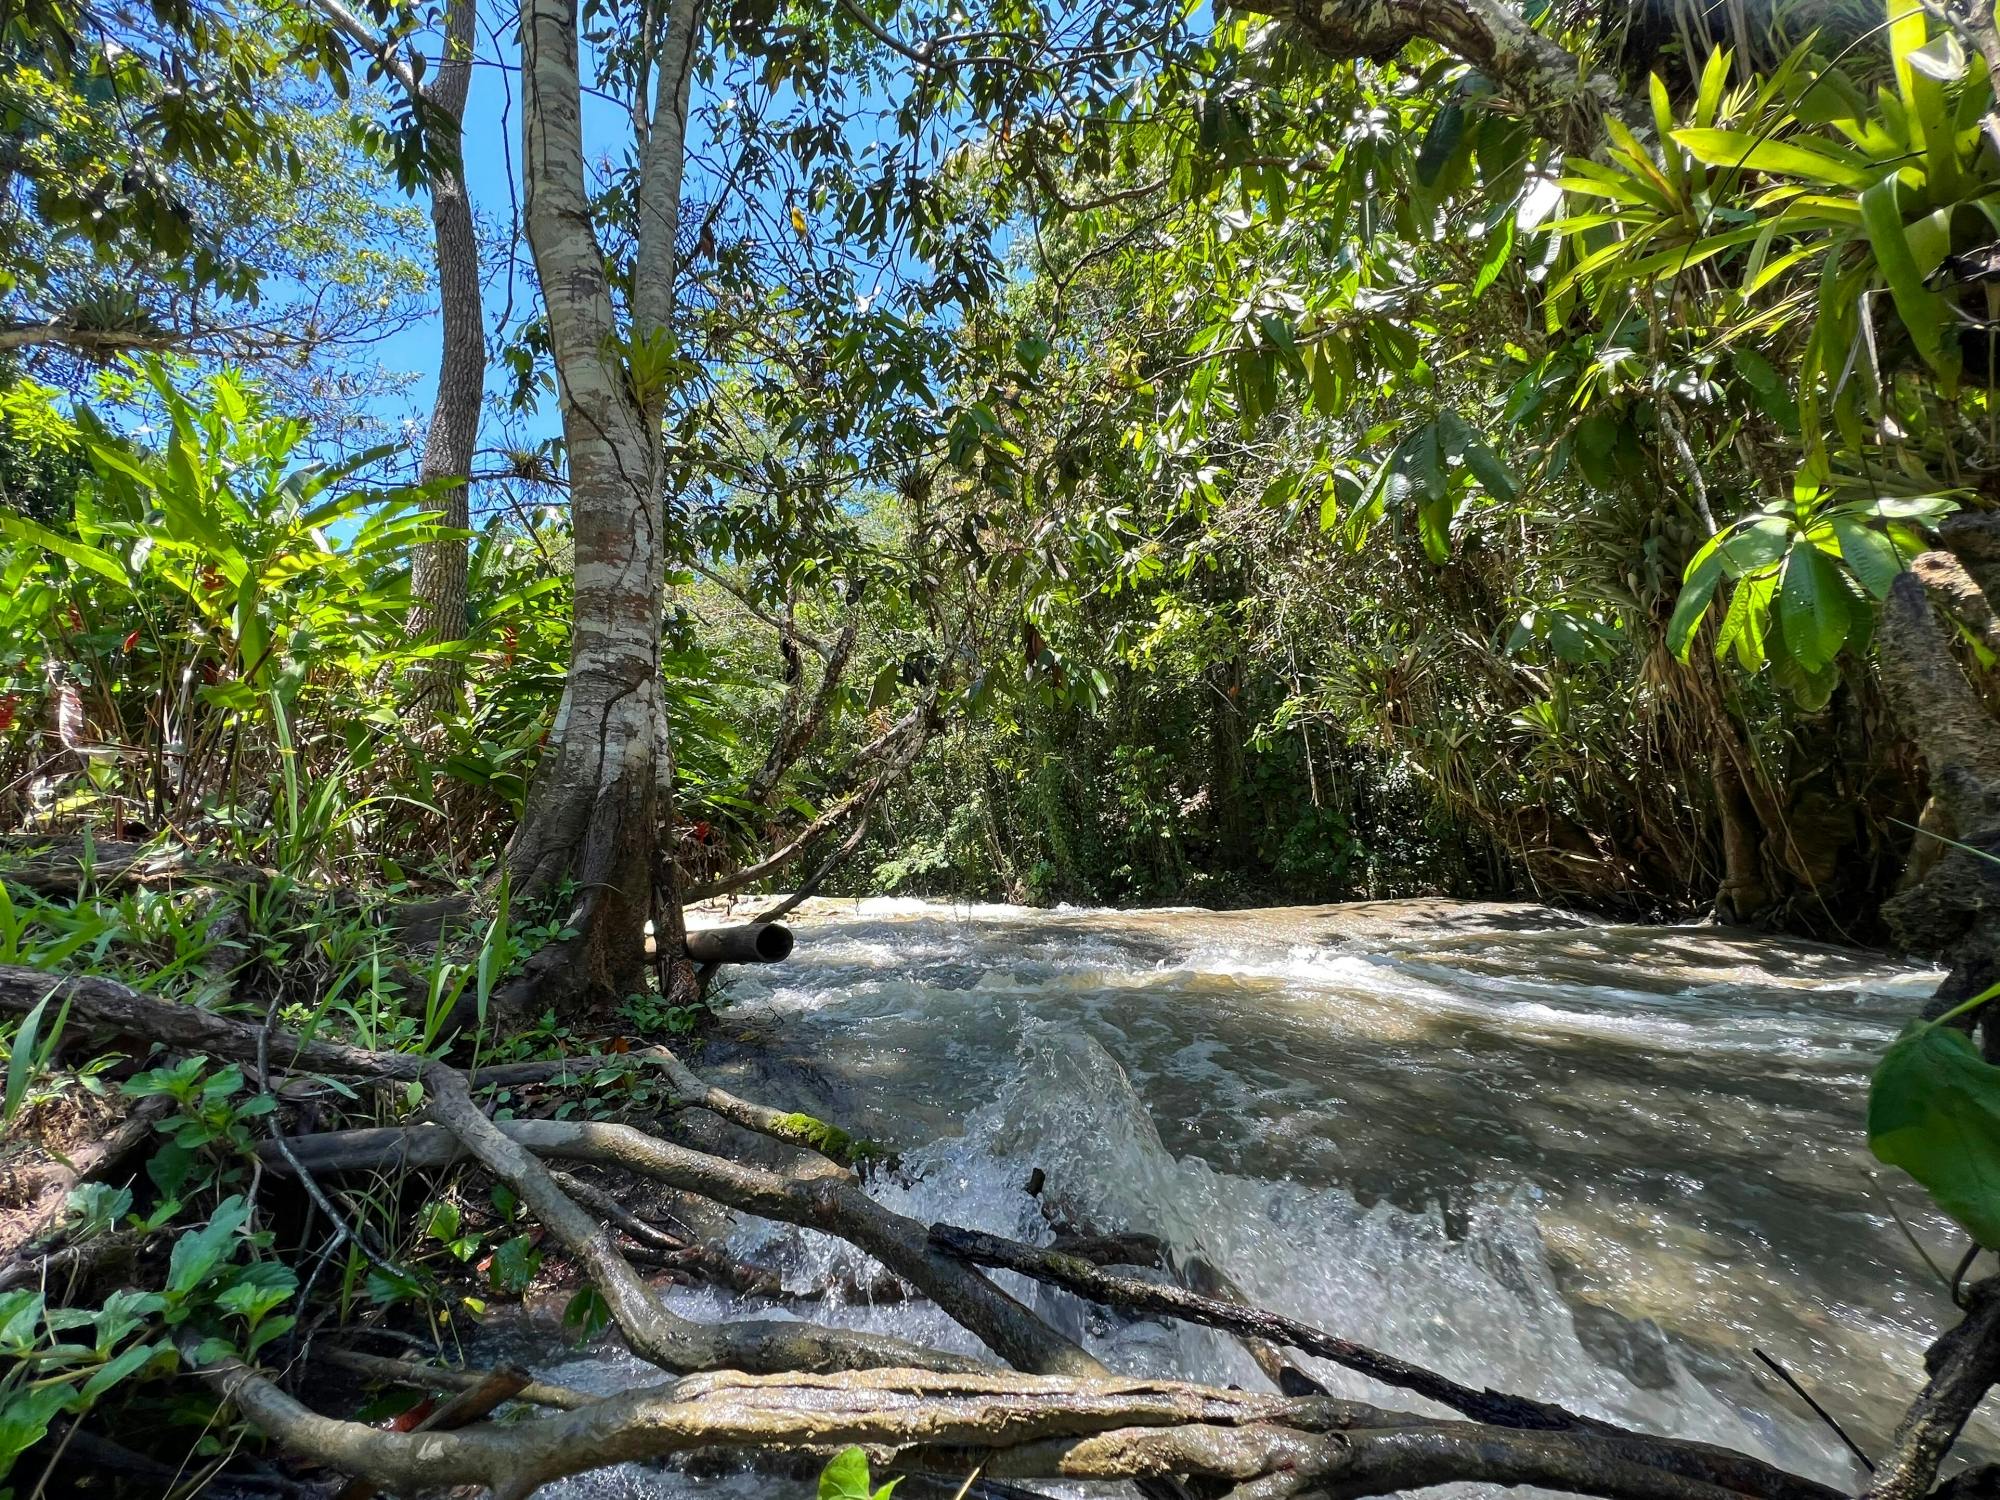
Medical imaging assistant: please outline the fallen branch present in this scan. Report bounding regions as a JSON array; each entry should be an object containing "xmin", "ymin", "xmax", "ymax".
[
  {"xmin": 322, "ymin": 1348, "xmax": 591, "ymax": 1410},
  {"xmin": 420, "ymin": 1064, "xmax": 991, "ymax": 1377},
  {"xmin": 0, "ymin": 838, "xmax": 277, "ymax": 895},
  {"xmin": 266, "ymin": 1107, "xmax": 1102, "ymax": 1377},
  {"xmin": 188, "ymin": 1353, "xmax": 1811, "ymax": 1500},
  {"xmin": 547, "ymin": 1167, "xmax": 781, "ymax": 1295},
  {"xmin": 0, "ymin": 966, "xmax": 430, "ymax": 1081},
  {"xmin": 0, "ymin": 1227, "xmax": 146, "ymax": 1295},
  {"xmin": 0, "ymin": 964, "xmax": 879, "ymax": 1166},
  {"xmin": 1864, "ymin": 1277, "xmax": 2000, "ymax": 1500},
  {"xmin": 932, "ymin": 1223, "xmax": 1579, "ymax": 1428},
  {"xmin": 930, "ymin": 1225, "xmax": 1841, "ymax": 1500}
]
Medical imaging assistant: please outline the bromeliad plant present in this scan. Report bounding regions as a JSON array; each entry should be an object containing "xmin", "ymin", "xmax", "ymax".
[{"xmin": 1557, "ymin": 5, "xmax": 2000, "ymax": 698}]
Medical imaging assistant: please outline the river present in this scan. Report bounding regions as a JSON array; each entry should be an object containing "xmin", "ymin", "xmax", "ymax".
[{"xmin": 510, "ymin": 898, "xmax": 1964, "ymax": 1498}]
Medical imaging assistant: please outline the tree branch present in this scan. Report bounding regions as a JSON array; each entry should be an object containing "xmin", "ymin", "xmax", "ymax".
[
  {"xmin": 1219, "ymin": 0, "xmax": 1643, "ymax": 152},
  {"xmin": 1864, "ymin": 1277, "xmax": 2000, "ymax": 1500}
]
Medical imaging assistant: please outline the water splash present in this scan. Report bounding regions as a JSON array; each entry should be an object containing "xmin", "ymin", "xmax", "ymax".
[{"xmin": 520, "ymin": 899, "xmax": 1952, "ymax": 1497}]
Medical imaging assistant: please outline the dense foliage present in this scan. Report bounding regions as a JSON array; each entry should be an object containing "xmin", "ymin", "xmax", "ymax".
[{"xmin": 7, "ymin": 0, "xmax": 2000, "ymax": 1487}]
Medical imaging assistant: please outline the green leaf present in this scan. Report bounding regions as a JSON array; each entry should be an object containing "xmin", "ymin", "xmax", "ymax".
[
  {"xmin": 1472, "ymin": 215, "xmax": 1514, "ymax": 296},
  {"xmin": 1778, "ymin": 541, "xmax": 1852, "ymax": 672},
  {"xmin": 1870, "ymin": 1021, "xmax": 2000, "ymax": 1246},
  {"xmin": 1716, "ymin": 573, "xmax": 1774, "ymax": 671},
  {"xmin": 1667, "ymin": 549, "xmax": 1727, "ymax": 659},
  {"xmin": 1670, "ymin": 128, "xmax": 1877, "ymax": 189},
  {"xmin": 167, "ymin": 1196, "xmax": 250, "ymax": 1299},
  {"xmin": 1829, "ymin": 518, "xmax": 1908, "ymax": 598},
  {"xmin": 0, "ymin": 514, "xmax": 130, "ymax": 587},
  {"xmin": 1716, "ymin": 517, "xmax": 1791, "ymax": 576},
  {"xmin": 4, "ymin": 987, "xmax": 51, "ymax": 1127},
  {"xmin": 78, "ymin": 1339, "xmax": 168, "ymax": 1403},
  {"xmin": 0, "ymin": 1382, "xmax": 74, "ymax": 1473},
  {"xmin": 561, "ymin": 1287, "xmax": 611, "ymax": 1344},
  {"xmin": 1861, "ymin": 176, "xmax": 1952, "ymax": 380},
  {"xmin": 1694, "ymin": 47, "xmax": 1732, "ymax": 128},
  {"xmin": 820, "ymin": 1447, "xmax": 874, "ymax": 1500},
  {"xmin": 1888, "ymin": 0, "xmax": 1931, "ymax": 111},
  {"xmin": 1414, "ymin": 100, "xmax": 1467, "ymax": 187},
  {"xmin": 488, "ymin": 1233, "xmax": 541, "ymax": 1294}
]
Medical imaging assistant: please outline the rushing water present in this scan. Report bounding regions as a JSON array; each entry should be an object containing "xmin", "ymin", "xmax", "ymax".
[{"xmin": 516, "ymin": 898, "xmax": 1967, "ymax": 1498}]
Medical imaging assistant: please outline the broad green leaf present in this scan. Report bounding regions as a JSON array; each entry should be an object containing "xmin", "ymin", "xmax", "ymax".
[
  {"xmin": 1716, "ymin": 517, "xmax": 1792, "ymax": 576},
  {"xmin": 1861, "ymin": 176, "xmax": 1951, "ymax": 380},
  {"xmin": 1829, "ymin": 518, "xmax": 1908, "ymax": 598},
  {"xmin": 1667, "ymin": 549, "xmax": 1727, "ymax": 659},
  {"xmin": 0, "ymin": 1383, "xmax": 74, "ymax": 1473},
  {"xmin": 167, "ymin": 1196, "xmax": 250, "ymax": 1299},
  {"xmin": 1907, "ymin": 32, "xmax": 1968, "ymax": 83},
  {"xmin": 1778, "ymin": 541, "xmax": 1851, "ymax": 671},
  {"xmin": 1671, "ymin": 128, "xmax": 1877, "ymax": 189},
  {"xmin": 79, "ymin": 1340, "xmax": 168, "ymax": 1402},
  {"xmin": 1888, "ymin": 0, "xmax": 1931, "ymax": 114},
  {"xmin": 1716, "ymin": 573, "xmax": 1773, "ymax": 671},
  {"xmin": 1459, "ymin": 439, "xmax": 1519, "ymax": 501},
  {"xmin": 1417, "ymin": 493, "xmax": 1455, "ymax": 565},
  {"xmin": 820, "ymin": 1447, "xmax": 874, "ymax": 1500},
  {"xmin": 1862, "ymin": 494, "xmax": 1960, "ymax": 519},
  {"xmin": 0, "ymin": 515, "xmax": 130, "ymax": 587},
  {"xmin": 1870, "ymin": 1021, "xmax": 2000, "ymax": 1246}
]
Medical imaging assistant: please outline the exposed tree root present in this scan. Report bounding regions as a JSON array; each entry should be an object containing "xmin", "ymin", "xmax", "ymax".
[
  {"xmin": 1863, "ymin": 1278, "xmax": 2000, "ymax": 1500},
  {"xmin": 0, "ymin": 953, "xmax": 1966, "ymax": 1500}
]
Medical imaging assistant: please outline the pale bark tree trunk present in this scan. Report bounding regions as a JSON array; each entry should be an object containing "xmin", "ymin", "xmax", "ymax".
[
  {"xmin": 407, "ymin": 0, "xmax": 483, "ymax": 703},
  {"xmin": 504, "ymin": 0, "xmax": 699, "ymax": 1006}
]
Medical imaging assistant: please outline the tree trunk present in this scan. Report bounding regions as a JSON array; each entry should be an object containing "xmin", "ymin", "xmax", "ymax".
[
  {"xmin": 406, "ymin": 0, "xmax": 482, "ymax": 709},
  {"xmin": 503, "ymin": 0, "xmax": 698, "ymax": 1008},
  {"xmin": 308, "ymin": 0, "xmax": 483, "ymax": 717},
  {"xmin": 1877, "ymin": 566, "xmax": 2000, "ymax": 1009}
]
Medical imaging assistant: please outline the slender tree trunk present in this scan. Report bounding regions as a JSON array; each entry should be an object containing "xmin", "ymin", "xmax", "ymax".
[
  {"xmin": 407, "ymin": 0, "xmax": 482, "ymax": 701},
  {"xmin": 308, "ymin": 0, "xmax": 483, "ymax": 714},
  {"xmin": 504, "ymin": 0, "xmax": 697, "ymax": 1007}
]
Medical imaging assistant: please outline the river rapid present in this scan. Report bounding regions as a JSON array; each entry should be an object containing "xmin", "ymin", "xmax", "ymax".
[{"xmin": 512, "ymin": 898, "xmax": 1966, "ymax": 1498}]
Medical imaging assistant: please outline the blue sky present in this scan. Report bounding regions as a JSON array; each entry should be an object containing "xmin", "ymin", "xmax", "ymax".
[{"xmin": 359, "ymin": 20, "xmax": 572, "ymax": 455}]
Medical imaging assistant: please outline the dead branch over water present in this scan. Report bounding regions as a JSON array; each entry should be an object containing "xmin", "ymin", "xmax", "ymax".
[{"xmin": 0, "ymin": 960, "xmax": 1983, "ymax": 1500}]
